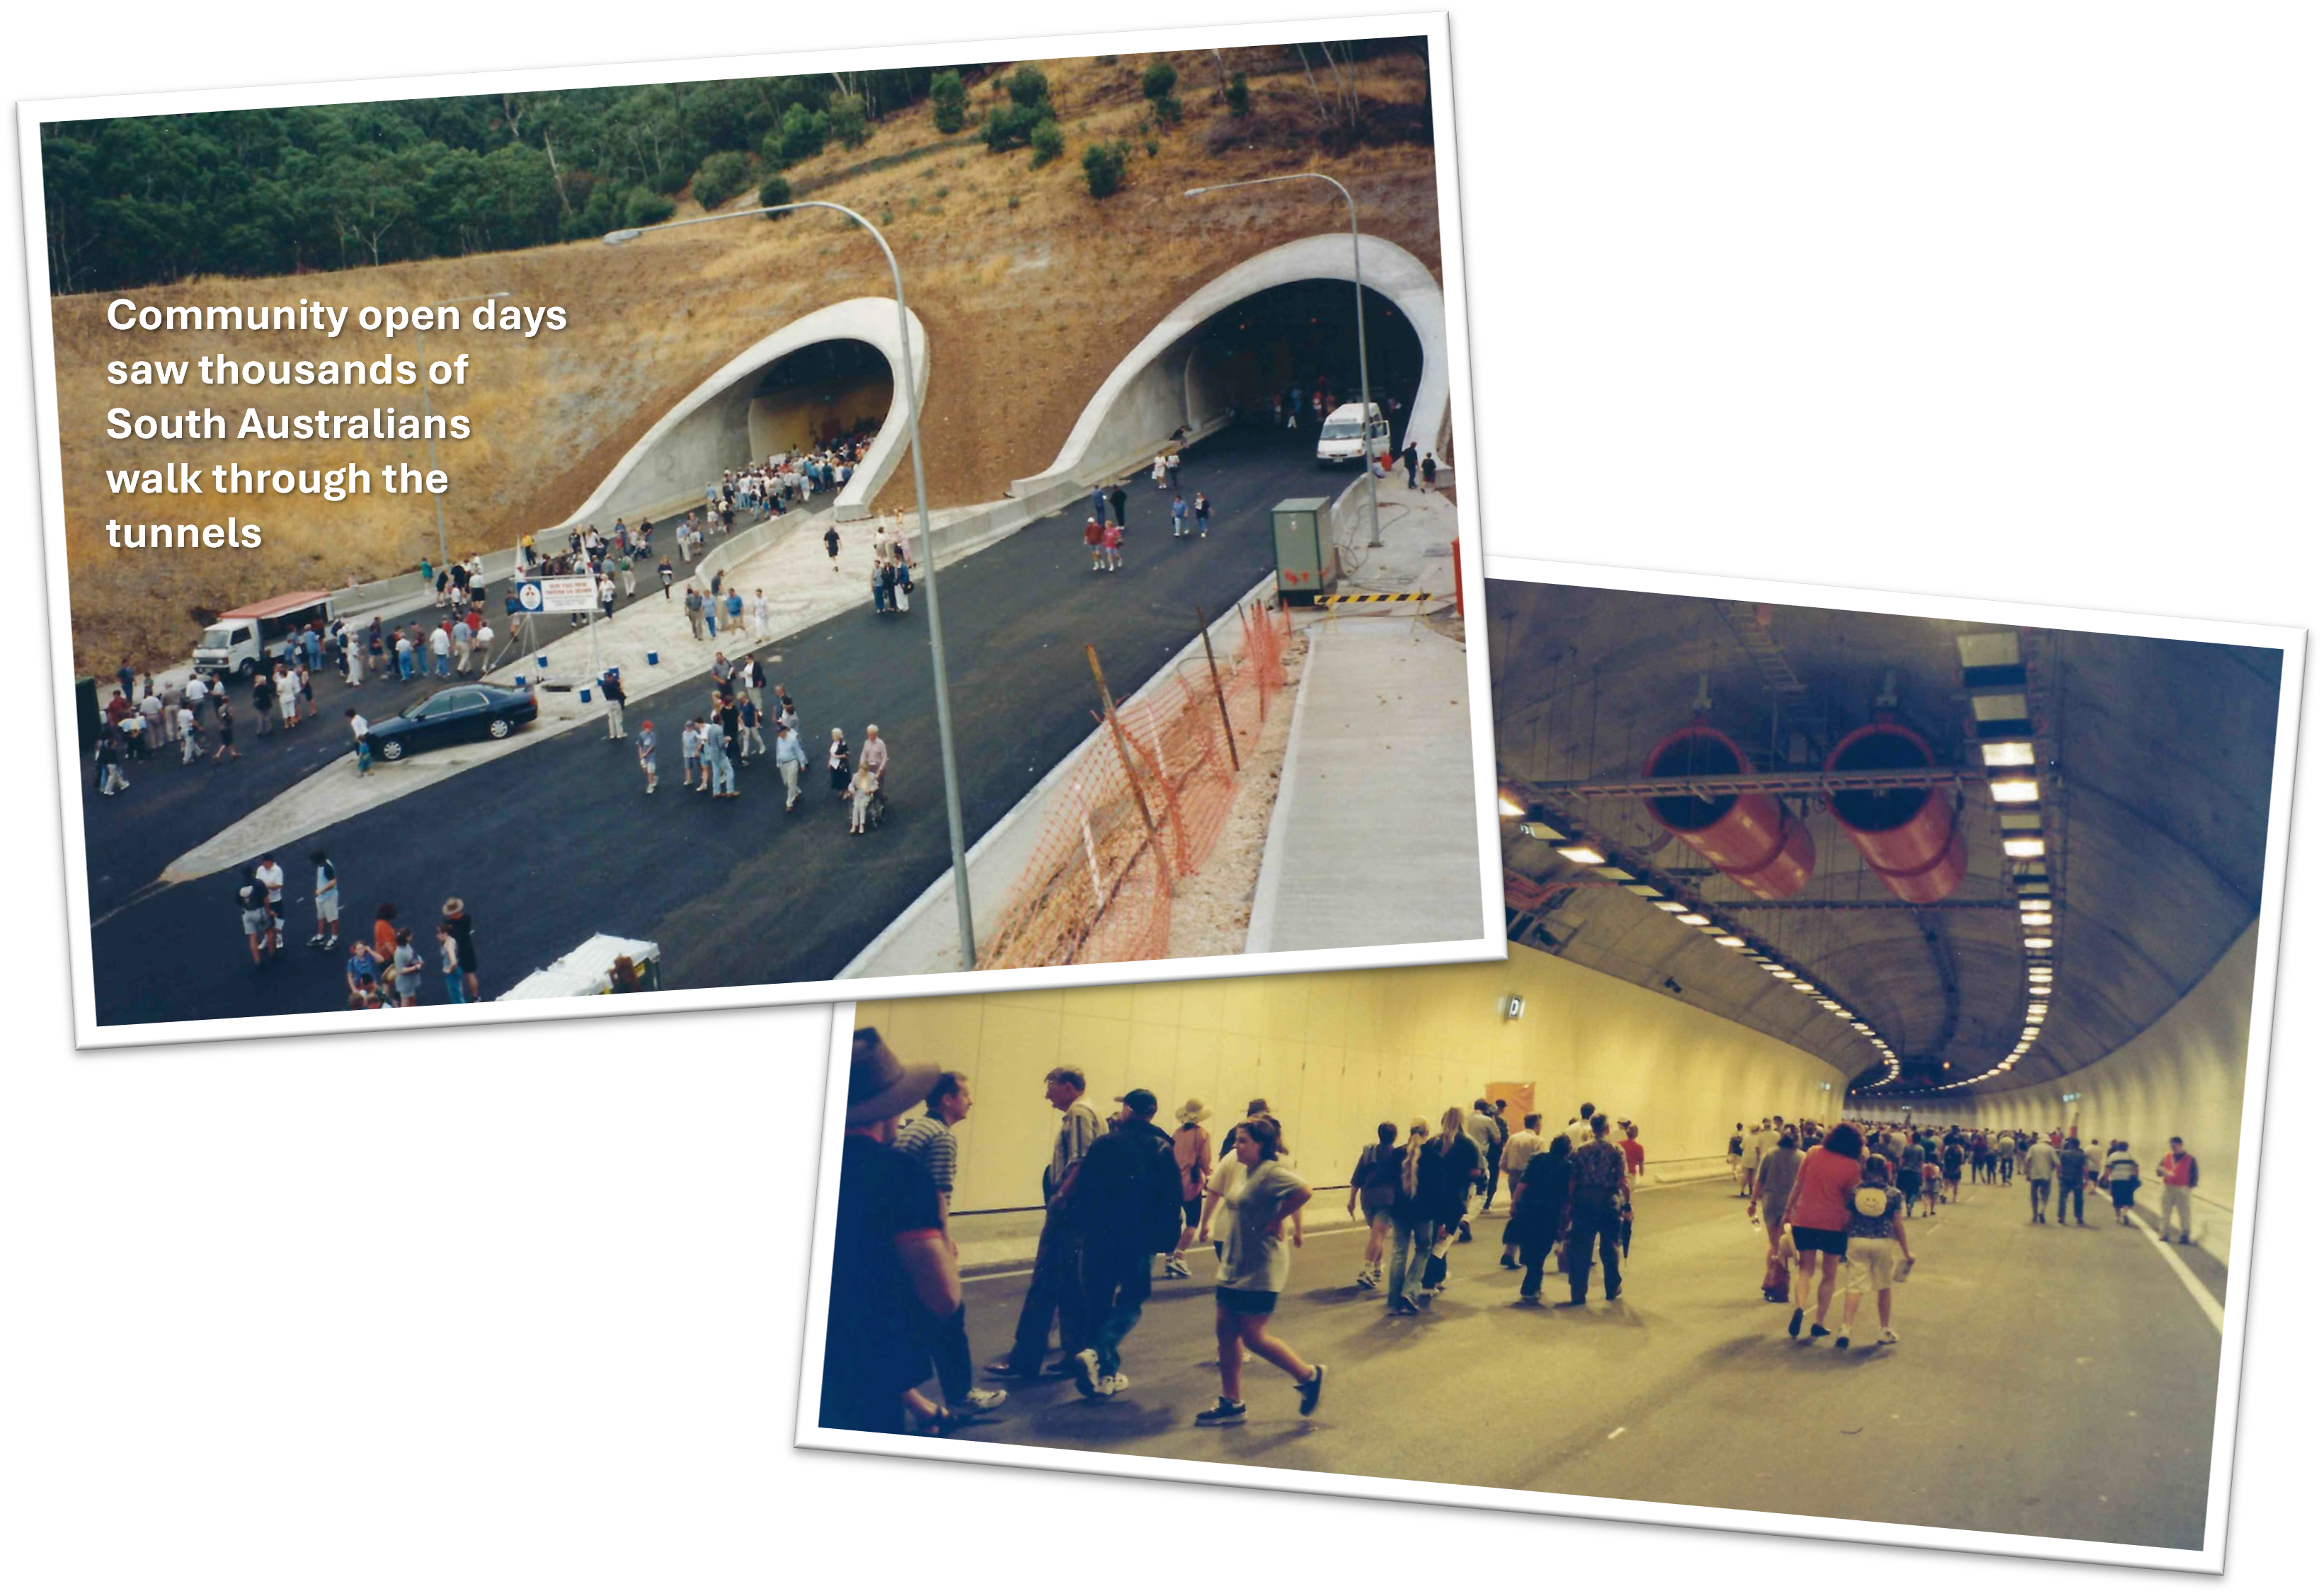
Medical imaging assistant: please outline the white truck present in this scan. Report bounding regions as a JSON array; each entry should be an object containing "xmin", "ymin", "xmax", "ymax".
[
  {"xmin": 1315, "ymin": 401, "xmax": 1391, "ymax": 468},
  {"xmin": 191, "ymin": 590, "xmax": 336, "ymax": 679}
]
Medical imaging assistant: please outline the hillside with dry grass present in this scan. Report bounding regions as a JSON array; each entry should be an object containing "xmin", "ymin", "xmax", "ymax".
[{"xmin": 48, "ymin": 48, "xmax": 1444, "ymax": 673}]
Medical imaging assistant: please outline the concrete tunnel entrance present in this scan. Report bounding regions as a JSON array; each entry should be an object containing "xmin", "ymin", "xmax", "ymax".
[
  {"xmin": 1014, "ymin": 233, "xmax": 1450, "ymax": 498},
  {"xmin": 554, "ymin": 297, "xmax": 929, "ymax": 534}
]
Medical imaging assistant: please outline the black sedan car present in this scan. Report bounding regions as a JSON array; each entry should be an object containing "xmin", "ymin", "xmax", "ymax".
[{"xmin": 364, "ymin": 683, "xmax": 539, "ymax": 762}]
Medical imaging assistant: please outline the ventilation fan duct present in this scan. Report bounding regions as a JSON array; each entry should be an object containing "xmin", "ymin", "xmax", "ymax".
[
  {"xmin": 1825, "ymin": 722, "xmax": 1968, "ymax": 903},
  {"xmin": 1639, "ymin": 724, "xmax": 1815, "ymax": 899}
]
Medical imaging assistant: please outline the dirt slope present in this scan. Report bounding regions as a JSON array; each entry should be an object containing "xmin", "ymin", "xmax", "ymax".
[{"xmin": 47, "ymin": 50, "xmax": 1444, "ymax": 673}]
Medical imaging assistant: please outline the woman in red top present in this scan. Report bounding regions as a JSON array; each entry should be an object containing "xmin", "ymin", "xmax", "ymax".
[{"xmin": 1781, "ymin": 1122, "xmax": 1865, "ymax": 1342}]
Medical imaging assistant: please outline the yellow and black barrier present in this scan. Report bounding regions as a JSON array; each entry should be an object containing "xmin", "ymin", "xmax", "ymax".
[{"xmin": 1315, "ymin": 591, "xmax": 1435, "ymax": 606}]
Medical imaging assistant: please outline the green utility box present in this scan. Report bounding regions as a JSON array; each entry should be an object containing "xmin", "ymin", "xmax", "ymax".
[{"xmin": 1271, "ymin": 496, "xmax": 1338, "ymax": 606}]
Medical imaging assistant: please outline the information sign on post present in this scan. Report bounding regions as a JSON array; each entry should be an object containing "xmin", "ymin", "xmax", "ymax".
[{"xmin": 522, "ymin": 575, "xmax": 597, "ymax": 614}]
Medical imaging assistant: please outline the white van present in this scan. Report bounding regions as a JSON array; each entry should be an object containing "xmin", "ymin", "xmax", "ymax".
[
  {"xmin": 1315, "ymin": 401, "xmax": 1390, "ymax": 466},
  {"xmin": 192, "ymin": 590, "xmax": 336, "ymax": 679}
]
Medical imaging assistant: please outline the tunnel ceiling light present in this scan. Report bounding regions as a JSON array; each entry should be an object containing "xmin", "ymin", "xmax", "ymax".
[
  {"xmin": 1981, "ymin": 740, "xmax": 2038, "ymax": 767},
  {"xmin": 1625, "ymin": 883, "xmax": 1664, "ymax": 897},
  {"xmin": 2030, "ymin": 965, "xmax": 2055, "ymax": 978},
  {"xmin": 1655, "ymin": 900, "xmax": 1692, "ymax": 913},
  {"xmin": 1990, "ymin": 777, "xmax": 2041, "ymax": 804},
  {"xmin": 1819, "ymin": 999, "xmax": 1841, "ymax": 1010},
  {"xmin": 1520, "ymin": 821, "xmax": 1569, "ymax": 842},
  {"xmin": 1972, "ymin": 691, "xmax": 2032, "ymax": 723},
  {"xmin": 1793, "ymin": 981, "xmax": 1818, "ymax": 992},
  {"xmin": 1957, "ymin": 633, "xmax": 2022, "ymax": 670},
  {"xmin": 1676, "ymin": 913, "xmax": 1712, "ymax": 926},
  {"xmin": 1497, "ymin": 791, "xmax": 1526, "ymax": 817},
  {"xmin": 1998, "ymin": 810, "xmax": 2043, "ymax": 832},
  {"xmin": 1593, "ymin": 866, "xmax": 1637, "ymax": 882},
  {"xmin": 2025, "ymin": 936, "xmax": 2055, "ymax": 950},
  {"xmin": 1715, "ymin": 935, "xmax": 1747, "ymax": 948},
  {"xmin": 2021, "ymin": 912, "xmax": 2054, "ymax": 926},
  {"xmin": 2003, "ymin": 837, "xmax": 2047, "ymax": 859},
  {"xmin": 2018, "ymin": 897, "xmax": 2053, "ymax": 913},
  {"xmin": 1556, "ymin": 844, "xmax": 1607, "ymax": 865}
]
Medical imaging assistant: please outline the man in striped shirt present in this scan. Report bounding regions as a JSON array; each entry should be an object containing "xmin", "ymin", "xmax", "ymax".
[
  {"xmin": 990, "ymin": 1067, "xmax": 1103, "ymax": 1379},
  {"xmin": 897, "ymin": 1072, "xmax": 1005, "ymax": 1420}
]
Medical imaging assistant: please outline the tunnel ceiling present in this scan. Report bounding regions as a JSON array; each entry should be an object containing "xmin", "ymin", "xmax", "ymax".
[{"xmin": 1489, "ymin": 580, "xmax": 2280, "ymax": 1101}]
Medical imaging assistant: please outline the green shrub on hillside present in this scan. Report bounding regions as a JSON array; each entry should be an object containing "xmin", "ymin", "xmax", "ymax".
[
  {"xmin": 1140, "ymin": 61, "xmax": 1178, "ymax": 103},
  {"xmin": 691, "ymin": 151, "xmax": 753, "ymax": 210},
  {"xmin": 1082, "ymin": 139, "xmax": 1130, "ymax": 199},
  {"xmin": 1007, "ymin": 66, "xmax": 1050, "ymax": 110},
  {"xmin": 1029, "ymin": 119, "xmax": 1065, "ymax": 168},
  {"xmin": 930, "ymin": 70, "xmax": 966, "ymax": 134},
  {"xmin": 757, "ymin": 174, "xmax": 793, "ymax": 214},
  {"xmin": 828, "ymin": 93, "xmax": 869, "ymax": 150},
  {"xmin": 1152, "ymin": 95, "xmax": 1182, "ymax": 127},
  {"xmin": 1224, "ymin": 71, "xmax": 1250, "ymax": 116},
  {"xmin": 767, "ymin": 103, "xmax": 828, "ymax": 168},
  {"xmin": 982, "ymin": 102, "xmax": 1045, "ymax": 153},
  {"xmin": 622, "ymin": 188, "xmax": 675, "ymax": 229}
]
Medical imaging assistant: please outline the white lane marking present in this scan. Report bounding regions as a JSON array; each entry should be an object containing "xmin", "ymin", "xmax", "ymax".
[{"xmin": 2129, "ymin": 1209, "xmax": 2225, "ymax": 1332}]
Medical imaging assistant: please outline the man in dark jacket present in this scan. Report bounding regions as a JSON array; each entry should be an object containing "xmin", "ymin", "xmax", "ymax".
[
  {"xmin": 2056, "ymin": 1137, "xmax": 2090, "ymax": 1225},
  {"xmin": 1069, "ymin": 1089, "xmax": 1183, "ymax": 1399}
]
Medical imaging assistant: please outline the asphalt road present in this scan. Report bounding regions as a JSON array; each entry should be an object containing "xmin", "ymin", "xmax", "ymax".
[
  {"xmin": 898, "ymin": 1178, "xmax": 2219, "ymax": 1550},
  {"xmin": 76, "ymin": 480, "xmax": 831, "ymax": 922},
  {"xmin": 87, "ymin": 421, "xmax": 1346, "ymax": 1024}
]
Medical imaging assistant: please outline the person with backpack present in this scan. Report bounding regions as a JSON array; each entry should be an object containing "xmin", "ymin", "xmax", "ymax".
[
  {"xmin": 1728, "ymin": 1123, "xmax": 1749, "ymax": 1195},
  {"xmin": 1836, "ymin": 1155, "xmax": 1914, "ymax": 1350},
  {"xmin": 1348, "ymin": 1123, "xmax": 1405, "ymax": 1289},
  {"xmin": 1164, "ymin": 1100, "xmax": 1213, "ymax": 1280},
  {"xmin": 1751, "ymin": 1129, "xmax": 1806, "ymax": 1302},
  {"xmin": 1067, "ymin": 1089, "xmax": 1184, "ymax": 1401}
]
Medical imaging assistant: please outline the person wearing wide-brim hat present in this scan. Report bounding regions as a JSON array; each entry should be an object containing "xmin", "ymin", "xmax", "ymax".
[
  {"xmin": 440, "ymin": 897, "xmax": 479, "ymax": 1003},
  {"xmin": 1164, "ymin": 1099, "xmax": 1213, "ymax": 1279},
  {"xmin": 822, "ymin": 1029, "xmax": 961, "ymax": 1437}
]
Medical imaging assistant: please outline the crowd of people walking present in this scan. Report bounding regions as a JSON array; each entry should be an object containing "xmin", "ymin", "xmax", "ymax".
[{"xmin": 826, "ymin": 1050, "xmax": 2214, "ymax": 1442}]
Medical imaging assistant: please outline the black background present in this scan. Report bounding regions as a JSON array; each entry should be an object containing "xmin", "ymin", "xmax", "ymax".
[{"xmin": 27, "ymin": 18, "xmax": 2296, "ymax": 1580}]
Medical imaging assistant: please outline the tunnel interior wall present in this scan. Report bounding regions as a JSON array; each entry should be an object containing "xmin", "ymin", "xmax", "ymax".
[
  {"xmin": 747, "ymin": 374, "xmax": 892, "ymax": 461},
  {"xmin": 857, "ymin": 944, "xmax": 1848, "ymax": 1215},
  {"xmin": 1877, "ymin": 920, "xmax": 2259, "ymax": 1269}
]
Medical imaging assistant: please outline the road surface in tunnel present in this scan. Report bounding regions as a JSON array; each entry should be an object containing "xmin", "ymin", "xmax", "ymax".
[
  {"xmin": 908, "ymin": 1176, "xmax": 2217, "ymax": 1550},
  {"xmin": 88, "ymin": 421, "xmax": 1378, "ymax": 1024}
]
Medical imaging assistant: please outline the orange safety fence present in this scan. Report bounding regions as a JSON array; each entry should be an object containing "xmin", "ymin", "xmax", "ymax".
[{"xmin": 979, "ymin": 601, "xmax": 1293, "ymax": 969}]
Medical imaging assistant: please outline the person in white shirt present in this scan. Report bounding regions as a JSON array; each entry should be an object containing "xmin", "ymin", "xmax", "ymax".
[
  {"xmin": 1564, "ymin": 1101, "xmax": 1600, "ymax": 1149},
  {"xmin": 176, "ymin": 704, "xmax": 201, "ymax": 762}
]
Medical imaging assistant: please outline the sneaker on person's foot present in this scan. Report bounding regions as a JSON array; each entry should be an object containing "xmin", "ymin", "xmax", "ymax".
[
  {"xmin": 1809, "ymin": 1324, "xmax": 1831, "ymax": 1340},
  {"xmin": 984, "ymin": 1357, "xmax": 1032, "ymax": 1378},
  {"xmin": 1788, "ymin": 1307, "xmax": 1805, "ymax": 1339},
  {"xmin": 1194, "ymin": 1399, "xmax": 1247, "ymax": 1426},
  {"xmin": 1835, "ymin": 1333, "xmax": 1851, "ymax": 1350},
  {"xmin": 1877, "ymin": 1328, "xmax": 1899, "ymax": 1345},
  {"xmin": 1499, "ymin": 1256, "xmax": 1518, "ymax": 1270},
  {"xmin": 1072, "ymin": 1349, "xmax": 1101, "ymax": 1399},
  {"xmin": 958, "ymin": 1387, "xmax": 1007, "ymax": 1412},
  {"xmin": 307, "ymin": 934, "xmax": 326, "ymax": 947},
  {"xmin": 1099, "ymin": 1372, "xmax": 1131, "ymax": 1396},
  {"xmin": 1391, "ymin": 1296, "xmax": 1420, "ymax": 1315},
  {"xmin": 1295, "ymin": 1364, "xmax": 1327, "ymax": 1416}
]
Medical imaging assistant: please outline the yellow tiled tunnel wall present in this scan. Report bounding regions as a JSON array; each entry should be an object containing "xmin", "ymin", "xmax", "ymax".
[{"xmin": 854, "ymin": 944, "xmax": 1851, "ymax": 1213}]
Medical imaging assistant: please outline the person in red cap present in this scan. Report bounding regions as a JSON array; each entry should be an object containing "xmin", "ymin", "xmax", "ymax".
[{"xmin": 820, "ymin": 1028, "xmax": 961, "ymax": 1435}]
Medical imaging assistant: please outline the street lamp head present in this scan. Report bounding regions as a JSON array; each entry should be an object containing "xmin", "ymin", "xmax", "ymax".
[
  {"xmin": 602, "ymin": 229, "xmax": 643, "ymax": 246},
  {"xmin": 1183, "ymin": 187, "xmax": 1208, "ymax": 197}
]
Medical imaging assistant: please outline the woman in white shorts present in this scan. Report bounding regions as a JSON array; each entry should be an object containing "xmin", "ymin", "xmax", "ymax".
[{"xmin": 1838, "ymin": 1154, "xmax": 1915, "ymax": 1351}]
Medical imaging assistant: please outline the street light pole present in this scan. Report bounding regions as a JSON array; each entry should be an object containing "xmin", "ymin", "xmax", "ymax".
[
  {"xmin": 1184, "ymin": 173, "xmax": 1385, "ymax": 549},
  {"xmin": 605, "ymin": 204, "xmax": 978, "ymax": 970},
  {"xmin": 414, "ymin": 289, "xmax": 513, "ymax": 578}
]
